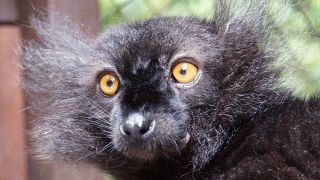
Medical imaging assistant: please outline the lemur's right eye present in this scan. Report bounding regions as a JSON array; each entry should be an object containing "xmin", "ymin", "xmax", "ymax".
[
  {"xmin": 172, "ymin": 61, "xmax": 198, "ymax": 84},
  {"xmin": 99, "ymin": 73, "xmax": 119, "ymax": 96}
]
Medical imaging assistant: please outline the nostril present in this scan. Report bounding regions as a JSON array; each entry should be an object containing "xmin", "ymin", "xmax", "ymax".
[
  {"xmin": 139, "ymin": 125, "xmax": 149, "ymax": 135},
  {"xmin": 120, "ymin": 125, "xmax": 130, "ymax": 136},
  {"xmin": 141, "ymin": 120, "xmax": 155, "ymax": 135},
  {"xmin": 120, "ymin": 120, "xmax": 156, "ymax": 139}
]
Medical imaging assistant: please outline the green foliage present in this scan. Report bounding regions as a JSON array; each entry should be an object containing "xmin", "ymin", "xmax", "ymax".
[
  {"xmin": 269, "ymin": 0, "xmax": 320, "ymax": 99},
  {"xmin": 98, "ymin": 0, "xmax": 213, "ymax": 29},
  {"xmin": 98, "ymin": 0, "xmax": 320, "ymax": 100},
  {"xmin": 105, "ymin": 174, "xmax": 116, "ymax": 180}
]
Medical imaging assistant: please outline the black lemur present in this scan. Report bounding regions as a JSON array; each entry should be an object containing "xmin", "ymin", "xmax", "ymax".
[{"xmin": 23, "ymin": 0, "xmax": 320, "ymax": 179}]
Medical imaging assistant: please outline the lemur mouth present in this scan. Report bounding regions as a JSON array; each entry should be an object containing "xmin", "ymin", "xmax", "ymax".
[
  {"xmin": 179, "ymin": 132, "xmax": 191, "ymax": 147},
  {"xmin": 119, "ymin": 132, "xmax": 191, "ymax": 161}
]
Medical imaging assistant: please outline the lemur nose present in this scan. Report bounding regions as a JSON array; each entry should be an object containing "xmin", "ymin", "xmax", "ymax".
[{"xmin": 120, "ymin": 113, "xmax": 155, "ymax": 140}]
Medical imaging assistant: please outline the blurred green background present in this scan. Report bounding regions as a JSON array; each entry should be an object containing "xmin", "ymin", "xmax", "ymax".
[
  {"xmin": 98, "ymin": 0, "xmax": 214, "ymax": 29},
  {"xmin": 98, "ymin": 0, "xmax": 320, "ymax": 99}
]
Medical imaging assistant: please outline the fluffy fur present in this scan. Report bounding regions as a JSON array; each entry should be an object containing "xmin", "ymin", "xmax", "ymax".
[{"xmin": 23, "ymin": 0, "xmax": 320, "ymax": 179}]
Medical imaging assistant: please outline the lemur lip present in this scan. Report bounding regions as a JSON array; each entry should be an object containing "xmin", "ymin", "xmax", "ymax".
[
  {"xmin": 119, "ymin": 132, "xmax": 191, "ymax": 161},
  {"xmin": 180, "ymin": 132, "xmax": 190, "ymax": 146}
]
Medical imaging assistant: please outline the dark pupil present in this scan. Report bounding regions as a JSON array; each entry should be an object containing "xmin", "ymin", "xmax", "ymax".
[
  {"xmin": 107, "ymin": 80, "xmax": 113, "ymax": 87},
  {"xmin": 180, "ymin": 69, "xmax": 187, "ymax": 75}
]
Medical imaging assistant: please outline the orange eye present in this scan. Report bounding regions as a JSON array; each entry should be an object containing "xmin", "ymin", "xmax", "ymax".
[
  {"xmin": 99, "ymin": 73, "xmax": 119, "ymax": 96},
  {"xmin": 172, "ymin": 62, "xmax": 198, "ymax": 84}
]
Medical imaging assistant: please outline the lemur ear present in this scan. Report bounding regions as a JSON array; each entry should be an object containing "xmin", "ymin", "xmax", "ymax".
[{"xmin": 214, "ymin": 0, "xmax": 267, "ymax": 62}]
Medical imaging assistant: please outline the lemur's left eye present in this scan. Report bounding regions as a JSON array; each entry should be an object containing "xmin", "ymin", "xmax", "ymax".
[
  {"xmin": 172, "ymin": 61, "xmax": 198, "ymax": 84},
  {"xmin": 99, "ymin": 73, "xmax": 119, "ymax": 96}
]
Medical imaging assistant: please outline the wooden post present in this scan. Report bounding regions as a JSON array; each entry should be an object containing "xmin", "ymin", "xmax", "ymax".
[
  {"xmin": 0, "ymin": 0, "xmax": 27, "ymax": 179},
  {"xmin": 0, "ymin": 25, "xmax": 26, "ymax": 180},
  {"xmin": 0, "ymin": 21, "xmax": 27, "ymax": 180}
]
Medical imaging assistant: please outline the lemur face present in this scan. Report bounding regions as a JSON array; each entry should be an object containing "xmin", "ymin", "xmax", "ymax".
[{"xmin": 93, "ymin": 17, "xmax": 223, "ymax": 160}]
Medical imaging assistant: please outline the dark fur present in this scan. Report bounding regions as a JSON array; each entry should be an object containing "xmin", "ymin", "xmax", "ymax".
[{"xmin": 23, "ymin": 1, "xmax": 320, "ymax": 179}]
